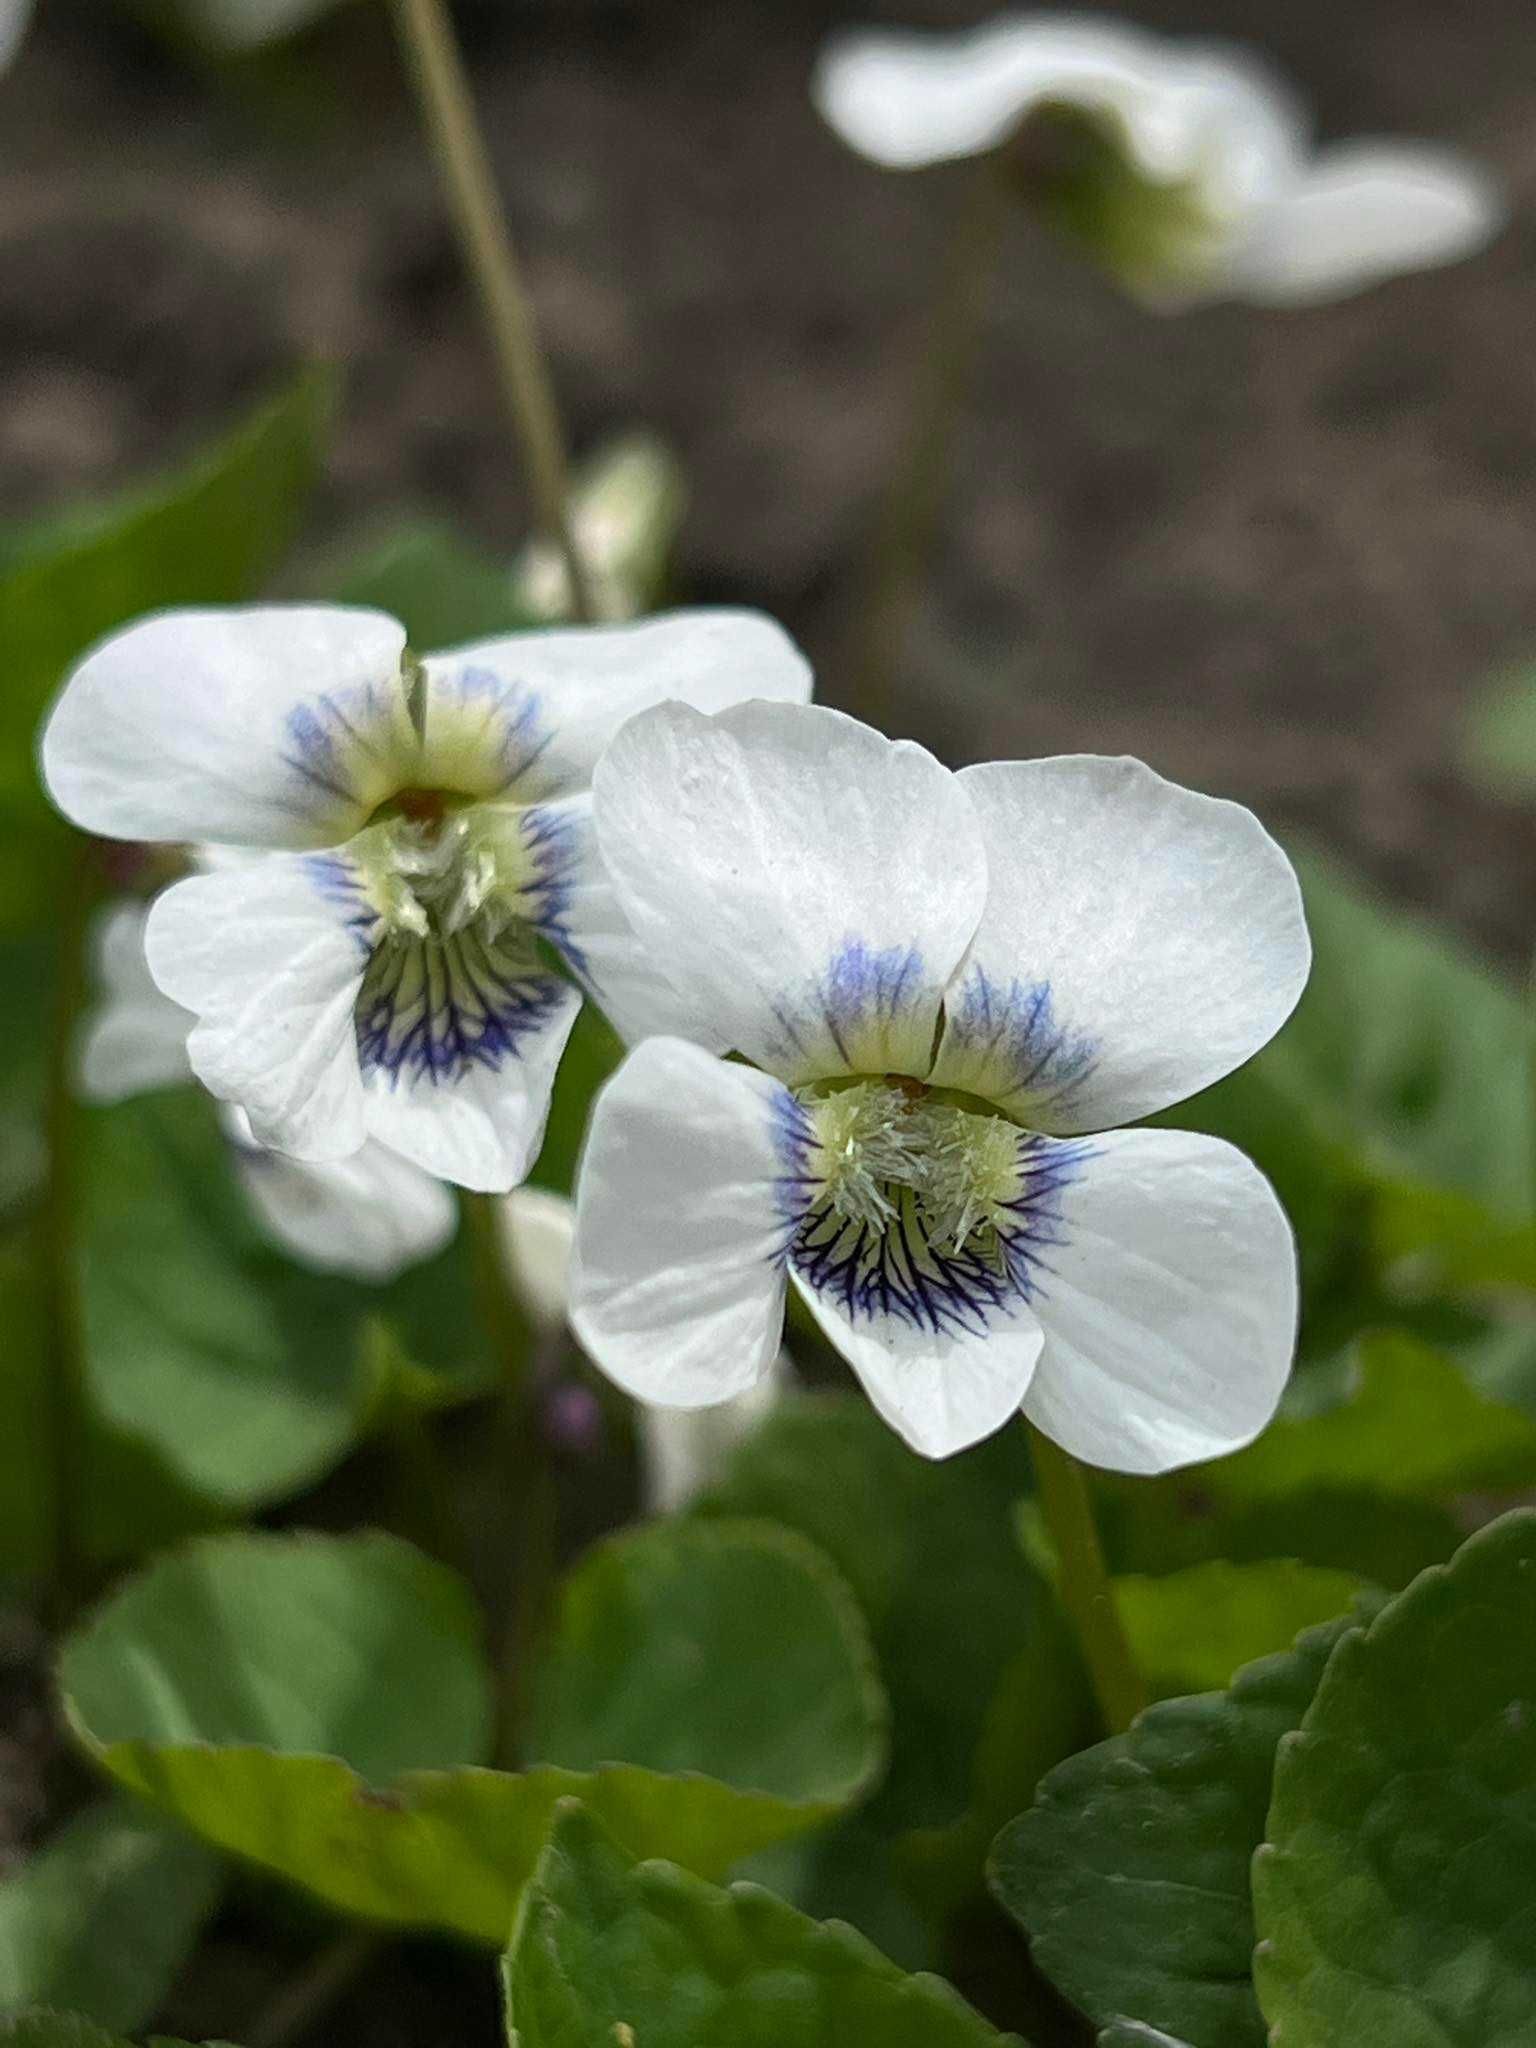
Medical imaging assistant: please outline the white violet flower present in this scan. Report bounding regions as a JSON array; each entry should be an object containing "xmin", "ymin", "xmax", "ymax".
[
  {"xmin": 813, "ymin": 12, "xmax": 1502, "ymax": 308},
  {"xmin": 81, "ymin": 900, "xmax": 456, "ymax": 1283},
  {"xmin": 502, "ymin": 1183, "xmax": 789, "ymax": 1513},
  {"xmin": 570, "ymin": 701, "xmax": 1309, "ymax": 1469},
  {"xmin": 42, "ymin": 605, "xmax": 812, "ymax": 1192}
]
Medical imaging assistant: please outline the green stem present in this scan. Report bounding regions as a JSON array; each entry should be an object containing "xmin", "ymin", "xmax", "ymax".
[
  {"xmin": 388, "ymin": 0, "xmax": 597, "ymax": 624},
  {"xmin": 460, "ymin": 1189, "xmax": 558, "ymax": 1769},
  {"xmin": 40, "ymin": 835, "xmax": 97, "ymax": 1624},
  {"xmin": 844, "ymin": 157, "xmax": 1009, "ymax": 724},
  {"xmin": 1025, "ymin": 1421, "xmax": 1147, "ymax": 1735},
  {"xmin": 245, "ymin": 1930, "xmax": 380, "ymax": 2048}
]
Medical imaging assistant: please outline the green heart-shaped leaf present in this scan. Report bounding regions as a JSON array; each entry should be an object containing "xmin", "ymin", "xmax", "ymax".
[
  {"xmin": 79, "ymin": 1090, "xmax": 493, "ymax": 1509},
  {"xmin": 61, "ymin": 1524, "xmax": 883, "ymax": 1945},
  {"xmin": 1253, "ymin": 1509, "xmax": 1536, "ymax": 2045},
  {"xmin": 990, "ymin": 1595, "xmax": 1384, "ymax": 2048},
  {"xmin": 502, "ymin": 1801, "xmax": 1025, "ymax": 2046}
]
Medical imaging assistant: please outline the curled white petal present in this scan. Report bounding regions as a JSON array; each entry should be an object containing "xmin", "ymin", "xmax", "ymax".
[
  {"xmin": 1231, "ymin": 141, "xmax": 1504, "ymax": 306},
  {"xmin": 1021, "ymin": 1128, "xmax": 1297, "ymax": 1474},
  {"xmin": 145, "ymin": 854, "xmax": 370, "ymax": 1163},
  {"xmin": 226, "ymin": 1112, "xmax": 457, "ymax": 1283},
  {"xmin": 593, "ymin": 701, "xmax": 987, "ymax": 1083},
  {"xmin": 42, "ymin": 606, "xmax": 409, "ymax": 850},
  {"xmin": 931, "ymin": 755, "xmax": 1309, "ymax": 1132},
  {"xmin": 570, "ymin": 1037, "xmax": 794, "ymax": 1407},
  {"xmin": 79, "ymin": 902, "xmax": 196, "ymax": 1104}
]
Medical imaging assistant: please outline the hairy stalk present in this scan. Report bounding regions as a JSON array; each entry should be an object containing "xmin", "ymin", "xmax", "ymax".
[
  {"xmin": 389, "ymin": 0, "xmax": 597, "ymax": 623},
  {"xmin": 40, "ymin": 836, "xmax": 96, "ymax": 1624},
  {"xmin": 1025, "ymin": 1420, "xmax": 1148, "ymax": 1734},
  {"xmin": 460, "ymin": 1188, "xmax": 557, "ymax": 1769},
  {"xmin": 844, "ymin": 157, "xmax": 1009, "ymax": 723}
]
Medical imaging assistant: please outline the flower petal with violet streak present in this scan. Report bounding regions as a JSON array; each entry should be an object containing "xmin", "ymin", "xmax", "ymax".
[
  {"xmin": 426, "ymin": 607, "xmax": 813, "ymax": 805},
  {"xmin": 593, "ymin": 701, "xmax": 986, "ymax": 1084},
  {"xmin": 930, "ymin": 755, "xmax": 1309, "ymax": 1133},
  {"xmin": 42, "ymin": 606, "xmax": 409, "ymax": 850},
  {"xmin": 794, "ymin": 1271, "xmax": 1044, "ymax": 1461}
]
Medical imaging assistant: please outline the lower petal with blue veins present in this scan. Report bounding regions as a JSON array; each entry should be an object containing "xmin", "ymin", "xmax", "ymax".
[
  {"xmin": 776, "ymin": 1078, "xmax": 1097, "ymax": 1341},
  {"xmin": 353, "ymin": 925, "xmax": 572, "ymax": 1090}
]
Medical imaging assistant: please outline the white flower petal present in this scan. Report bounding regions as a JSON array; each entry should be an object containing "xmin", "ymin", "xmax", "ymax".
[
  {"xmin": 79, "ymin": 902, "xmax": 195, "ymax": 1103},
  {"xmin": 227, "ymin": 1117, "xmax": 456, "ymax": 1282},
  {"xmin": 502, "ymin": 1184, "xmax": 578, "ymax": 1331},
  {"xmin": 813, "ymin": 14, "xmax": 1301, "ymax": 195},
  {"xmin": 793, "ymin": 1268, "xmax": 1043, "ymax": 1460},
  {"xmin": 1021, "ymin": 1128, "xmax": 1296, "ymax": 1474},
  {"xmin": 427, "ymin": 608, "xmax": 813, "ymax": 804},
  {"xmin": 931, "ymin": 756, "xmax": 1308, "ymax": 1132},
  {"xmin": 42, "ymin": 606, "xmax": 408, "ymax": 849},
  {"xmin": 358, "ymin": 977, "xmax": 581, "ymax": 1195},
  {"xmin": 593, "ymin": 701, "xmax": 987, "ymax": 1082},
  {"xmin": 540, "ymin": 792, "xmax": 729, "ymax": 1048},
  {"xmin": 144, "ymin": 854, "xmax": 370, "ymax": 1162},
  {"xmin": 569, "ymin": 1037, "xmax": 796, "ymax": 1407},
  {"xmin": 1233, "ymin": 141, "xmax": 1504, "ymax": 306},
  {"xmin": 638, "ymin": 1353, "xmax": 792, "ymax": 1515}
]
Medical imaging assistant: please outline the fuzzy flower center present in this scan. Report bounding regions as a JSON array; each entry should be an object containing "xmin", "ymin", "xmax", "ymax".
[
  {"xmin": 330, "ymin": 799, "xmax": 570, "ymax": 1088},
  {"xmin": 799, "ymin": 1078, "xmax": 1027, "ymax": 1259},
  {"xmin": 783, "ymin": 1076, "xmax": 1087, "ymax": 1337},
  {"xmin": 356, "ymin": 805, "xmax": 530, "ymax": 947}
]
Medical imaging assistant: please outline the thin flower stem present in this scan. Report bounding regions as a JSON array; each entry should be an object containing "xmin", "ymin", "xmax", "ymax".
[
  {"xmin": 844, "ymin": 156, "xmax": 1009, "ymax": 724},
  {"xmin": 1025, "ymin": 1420, "xmax": 1148, "ymax": 1735},
  {"xmin": 388, "ymin": 0, "xmax": 597, "ymax": 624},
  {"xmin": 40, "ymin": 834, "xmax": 97, "ymax": 1625},
  {"xmin": 460, "ymin": 1188, "xmax": 557, "ymax": 1769},
  {"xmin": 245, "ymin": 1930, "xmax": 380, "ymax": 2048}
]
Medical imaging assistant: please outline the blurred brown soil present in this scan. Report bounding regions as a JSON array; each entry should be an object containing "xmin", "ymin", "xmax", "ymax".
[{"xmin": 3, "ymin": 1, "xmax": 1536, "ymax": 957}]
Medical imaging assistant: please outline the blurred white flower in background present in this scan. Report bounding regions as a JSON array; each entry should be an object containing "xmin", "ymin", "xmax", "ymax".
[
  {"xmin": 42, "ymin": 605, "xmax": 812, "ymax": 1192},
  {"xmin": 571, "ymin": 700, "xmax": 1309, "ymax": 1469},
  {"xmin": 814, "ymin": 12, "xmax": 1503, "ymax": 308},
  {"xmin": 502, "ymin": 1182, "xmax": 789, "ymax": 1513},
  {"xmin": 81, "ymin": 900, "xmax": 456, "ymax": 1282}
]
